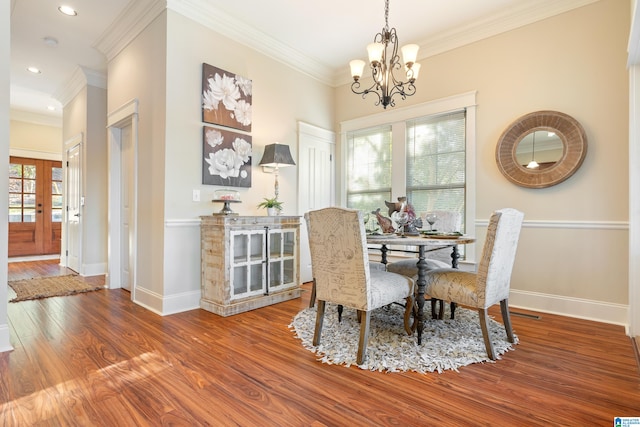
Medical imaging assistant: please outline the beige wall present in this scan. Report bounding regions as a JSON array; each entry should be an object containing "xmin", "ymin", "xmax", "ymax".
[
  {"xmin": 107, "ymin": 12, "xmax": 168, "ymax": 298},
  {"xmin": 335, "ymin": 0, "xmax": 630, "ymax": 320},
  {"xmin": 10, "ymin": 120, "xmax": 61, "ymax": 157},
  {"xmin": 164, "ymin": 11, "xmax": 334, "ymax": 220},
  {"xmin": 107, "ymin": 10, "xmax": 334, "ymax": 310},
  {"xmin": 62, "ymin": 84, "xmax": 108, "ymax": 274}
]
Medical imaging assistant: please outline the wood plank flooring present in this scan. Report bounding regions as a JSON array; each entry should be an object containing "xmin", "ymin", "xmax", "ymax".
[{"xmin": 1, "ymin": 259, "xmax": 639, "ymax": 426}]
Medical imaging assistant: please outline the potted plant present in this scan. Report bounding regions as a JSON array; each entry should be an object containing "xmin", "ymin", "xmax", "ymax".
[{"xmin": 257, "ymin": 197, "xmax": 283, "ymax": 216}]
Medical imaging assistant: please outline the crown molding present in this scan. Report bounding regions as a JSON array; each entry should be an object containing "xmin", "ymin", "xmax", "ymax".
[
  {"xmin": 333, "ymin": 0, "xmax": 600, "ymax": 85},
  {"xmin": 10, "ymin": 109, "xmax": 62, "ymax": 128},
  {"xmin": 93, "ymin": 0, "xmax": 600, "ymax": 88},
  {"xmin": 93, "ymin": 0, "xmax": 167, "ymax": 62},
  {"xmin": 165, "ymin": 0, "xmax": 334, "ymax": 86},
  {"xmin": 54, "ymin": 66, "xmax": 107, "ymax": 108}
]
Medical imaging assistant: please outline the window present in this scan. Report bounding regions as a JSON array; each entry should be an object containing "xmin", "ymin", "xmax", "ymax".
[
  {"xmin": 9, "ymin": 163, "xmax": 37, "ymax": 223},
  {"xmin": 341, "ymin": 92, "xmax": 477, "ymax": 261},
  {"xmin": 345, "ymin": 125, "xmax": 392, "ymax": 212},
  {"xmin": 406, "ymin": 111, "xmax": 466, "ymax": 232}
]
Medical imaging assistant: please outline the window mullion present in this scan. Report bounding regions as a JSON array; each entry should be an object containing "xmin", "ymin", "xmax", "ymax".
[{"xmin": 391, "ymin": 121, "xmax": 407, "ymax": 201}]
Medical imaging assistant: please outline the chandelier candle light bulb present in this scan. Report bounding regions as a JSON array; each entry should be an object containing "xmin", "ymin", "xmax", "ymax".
[{"xmin": 350, "ymin": 0, "xmax": 421, "ymax": 109}]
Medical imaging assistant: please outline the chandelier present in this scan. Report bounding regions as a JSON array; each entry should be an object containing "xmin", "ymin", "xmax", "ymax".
[{"xmin": 349, "ymin": 0, "xmax": 421, "ymax": 109}]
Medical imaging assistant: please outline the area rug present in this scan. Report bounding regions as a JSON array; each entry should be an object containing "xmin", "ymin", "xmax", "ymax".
[
  {"xmin": 9, "ymin": 275, "xmax": 103, "ymax": 302},
  {"xmin": 289, "ymin": 303, "xmax": 517, "ymax": 373}
]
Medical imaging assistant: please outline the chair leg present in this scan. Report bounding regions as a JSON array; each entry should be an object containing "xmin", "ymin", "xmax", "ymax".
[
  {"xmin": 478, "ymin": 308, "xmax": 496, "ymax": 360},
  {"xmin": 357, "ymin": 310, "xmax": 371, "ymax": 365},
  {"xmin": 450, "ymin": 302, "xmax": 456, "ymax": 319},
  {"xmin": 308, "ymin": 278, "xmax": 316, "ymax": 308},
  {"xmin": 403, "ymin": 295, "xmax": 415, "ymax": 335},
  {"xmin": 500, "ymin": 299, "xmax": 515, "ymax": 343},
  {"xmin": 338, "ymin": 305, "xmax": 344, "ymax": 322},
  {"xmin": 313, "ymin": 300, "xmax": 326, "ymax": 347}
]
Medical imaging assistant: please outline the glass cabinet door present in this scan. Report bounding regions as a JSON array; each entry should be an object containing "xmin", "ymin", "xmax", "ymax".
[
  {"xmin": 268, "ymin": 229, "xmax": 296, "ymax": 291},
  {"xmin": 230, "ymin": 230, "xmax": 266, "ymax": 299}
]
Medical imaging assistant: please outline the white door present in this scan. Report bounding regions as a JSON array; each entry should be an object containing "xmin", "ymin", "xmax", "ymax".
[
  {"xmin": 65, "ymin": 142, "xmax": 81, "ymax": 273},
  {"xmin": 120, "ymin": 124, "xmax": 134, "ymax": 291},
  {"xmin": 297, "ymin": 122, "xmax": 335, "ymax": 283}
]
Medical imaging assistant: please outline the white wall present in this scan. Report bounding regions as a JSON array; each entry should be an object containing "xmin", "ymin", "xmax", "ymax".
[
  {"xmin": 0, "ymin": 0, "xmax": 11, "ymax": 352},
  {"xmin": 335, "ymin": 0, "xmax": 630, "ymax": 324}
]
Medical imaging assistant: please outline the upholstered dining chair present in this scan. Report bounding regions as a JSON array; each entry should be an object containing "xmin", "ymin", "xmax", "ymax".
[
  {"xmin": 386, "ymin": 210, "xmax": 462, "ymax": 317},
  {"xmin": 424, "ymin": 208, "xmax": 524, "ymax": 360},
  {"xmin": 305, "ymin": 207, "xmax": 415, "ymax": 365},
  {"xmin": 306, "ymin": 218, "xmax": 387, "ymax": 310}
]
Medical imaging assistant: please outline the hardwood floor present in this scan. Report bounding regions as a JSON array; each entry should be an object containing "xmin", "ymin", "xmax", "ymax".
[{"xmin": 2, "ymin": 260, "xmax": 639, "ymax": 426}]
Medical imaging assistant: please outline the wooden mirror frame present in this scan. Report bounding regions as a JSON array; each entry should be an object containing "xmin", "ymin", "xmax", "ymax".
[{"xmin": 495, "ymin": 110, "xmax": 587, "ymax": 189}]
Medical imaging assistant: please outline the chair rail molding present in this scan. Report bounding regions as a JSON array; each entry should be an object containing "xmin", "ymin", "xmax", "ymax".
[{"xmin": 475, "ymin": 219, "xmax": 628, "ymax": 230}]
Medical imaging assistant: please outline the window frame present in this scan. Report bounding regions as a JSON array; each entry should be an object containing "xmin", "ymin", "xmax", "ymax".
[{"xmin": 340, "ymin": 91, "xmax": 477, "ymax": 263}]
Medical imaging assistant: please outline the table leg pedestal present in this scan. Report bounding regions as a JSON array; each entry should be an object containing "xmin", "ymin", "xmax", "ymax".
[{"xmin": 415, "ymin": 246, "xmax": 428, "ymax": 345}]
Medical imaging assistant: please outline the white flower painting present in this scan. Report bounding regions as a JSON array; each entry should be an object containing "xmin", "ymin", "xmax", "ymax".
[
  {"xmin": 202, "ymin": 63, "xmax": 252, "ymax": 132},
  {"xmin": 202, "ymin": 126, "xmax": 252, "ymax": 187}
]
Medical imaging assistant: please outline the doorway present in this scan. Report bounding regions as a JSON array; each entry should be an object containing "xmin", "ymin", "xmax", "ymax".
[
  {"xmin": 8, "ymin": 157, "xmax": 63, "ymax": 257},
  {"xmin": 107, "ymin": 99, "xmax": 138, "ymax": 297},
  {"xmin": 297, "ymin": 122, "xmax": 335, "ymax": 283}
]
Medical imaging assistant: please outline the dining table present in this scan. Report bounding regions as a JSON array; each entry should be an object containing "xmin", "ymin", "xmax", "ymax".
[{"xmin": 366, "ymin": 233, "xmax": 476, "ymax": 345}]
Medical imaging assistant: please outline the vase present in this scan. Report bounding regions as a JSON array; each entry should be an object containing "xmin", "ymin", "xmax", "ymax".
[{"xmin": 267, "ymin": 207, "xmax": 277, "ymax": 216}]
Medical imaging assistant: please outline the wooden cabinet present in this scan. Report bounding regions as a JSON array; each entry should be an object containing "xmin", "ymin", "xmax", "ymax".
[{"xmin": 200, "ymin": 215, "xmax": 301, "ymax": 316}]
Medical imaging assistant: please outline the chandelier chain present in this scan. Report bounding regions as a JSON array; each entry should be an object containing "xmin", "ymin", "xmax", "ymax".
[{"xmin": 384, "ymin": 0, "xmax": 390, "ymax": 32}]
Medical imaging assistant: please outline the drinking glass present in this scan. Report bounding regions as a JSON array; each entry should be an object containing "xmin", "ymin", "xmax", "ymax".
[
  {"xmin": 425, "ymin": 213, "xmax": 438, "ymax": 231},
  {"xmin": 395, "ymin": 211, "xmax": 410, "ymax": 237}
]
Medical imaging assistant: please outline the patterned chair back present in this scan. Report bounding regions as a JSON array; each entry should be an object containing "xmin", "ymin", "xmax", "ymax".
[
  {"xmin": 476, "ymin": 208, "xmax": 524, "ymax": 307},
  {"xmin": 305, "ymin": 207, "xmax": 371, "ymax": 310}
]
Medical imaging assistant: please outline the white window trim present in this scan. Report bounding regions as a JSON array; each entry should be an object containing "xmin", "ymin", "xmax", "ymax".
[{"xmin": 340, "ymin": 91, "xmax": 477, "ymax": 264}]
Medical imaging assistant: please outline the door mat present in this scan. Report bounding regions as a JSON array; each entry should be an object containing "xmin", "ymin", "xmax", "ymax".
[{"xmin": 9, "ymin": 275, "xmax": 104, "ymax": 302}]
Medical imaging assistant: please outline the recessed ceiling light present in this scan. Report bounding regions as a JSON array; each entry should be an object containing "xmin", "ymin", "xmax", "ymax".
[
  {"xmin": 27, "ymin": 66, "xmax": 41, "ymax": 74},
  {"xmin": 47, "ymin": 105, "xmax": 56, "ymax": 111},
  {"xmin": 58, "ymin": 5, "xmax": 77, "ymax": 16},
  {"xmin": 43, "ymin": 36, "xmax": 59, "ymax": 47}
]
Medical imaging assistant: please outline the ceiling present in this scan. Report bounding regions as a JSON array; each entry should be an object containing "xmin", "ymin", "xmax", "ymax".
[{"xmin": 9, "ymin": 0, "xmax": 595, "ymax": 123}]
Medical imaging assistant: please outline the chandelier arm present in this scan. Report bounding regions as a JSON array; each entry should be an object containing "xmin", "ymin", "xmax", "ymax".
[
  {"xmin": 350, "ymin": 81, "xmax": 384, "ymax": 106},
  {"xmin": 349, "ymin": 0, "xmax": 419, "ymax": 109}
]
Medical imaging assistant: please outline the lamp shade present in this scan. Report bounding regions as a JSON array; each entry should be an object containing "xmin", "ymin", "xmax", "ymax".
[{"xmin": 258, "ymin": 143, "xmax": 296, "ymax": 168}]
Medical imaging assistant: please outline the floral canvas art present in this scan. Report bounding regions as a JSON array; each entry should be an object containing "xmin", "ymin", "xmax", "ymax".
[
  {"xmin": 202, "ymin": 63, "xmax": 252, "ymax": 132},
  {"xmin": 202, "ymin": 126, "xmax": 252, "ymax": 188}
]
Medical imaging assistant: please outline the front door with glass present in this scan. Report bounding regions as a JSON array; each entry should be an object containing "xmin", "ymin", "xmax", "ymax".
[{"xmin": 8, "ymin": 157, "xmax": 63, "ymax": 257}]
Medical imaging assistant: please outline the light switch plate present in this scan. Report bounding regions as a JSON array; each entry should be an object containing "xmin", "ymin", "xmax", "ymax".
[{"xmin": 193, "ymin": 189, "xmax": 200, "ymax": 202}]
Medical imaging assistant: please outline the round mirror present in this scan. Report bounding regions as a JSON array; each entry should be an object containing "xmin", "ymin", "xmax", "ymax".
[
  {"xmin": 515, "ymin": 130, "xmax": 564, "ymax": 170},
  {"xmin": 496, "ymin": 111, "xmax": 587, "ymax": 188}
]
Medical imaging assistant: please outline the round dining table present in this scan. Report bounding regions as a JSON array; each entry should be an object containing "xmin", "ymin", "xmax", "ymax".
[{"xmin": 366, "ymin": 233, "xmax": 476, "ymax": 345}]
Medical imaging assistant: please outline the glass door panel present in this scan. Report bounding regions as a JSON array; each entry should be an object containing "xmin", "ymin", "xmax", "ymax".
[{"xmin": 8, "ymin": 157, "xmax": 62, "ymax": 256}]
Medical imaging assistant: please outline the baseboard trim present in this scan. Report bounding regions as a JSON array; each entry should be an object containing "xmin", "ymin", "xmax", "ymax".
[
  {"xmin": 162, "ymin": 290, "xmax": 201, "ymax": 315},
  {"xmin": 133, "ymin": 286, "xmax": 200, "ymax": 316},
  {"xmin": 133, "ymin": 286, "xmax": 163, "ymax": 316},
  {"xmin": 9, "ymin": 254, "xmax": 59, "ymax": 263},
  {"xmin": 509, "ymin": 289, "xmax": 628, "ymax": 326},
  {"xmin": 81, "ymin": 262, "xmax": 107, "ymax": 277},
  {"xmin": 0, "ymin": 324, "xmax": 14, "ymax": 353}
]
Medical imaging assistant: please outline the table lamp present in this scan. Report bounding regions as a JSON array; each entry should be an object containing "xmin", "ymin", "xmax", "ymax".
[{"xmin": 258, "ymin": 142, "xmax": 296, "ymax": 199}]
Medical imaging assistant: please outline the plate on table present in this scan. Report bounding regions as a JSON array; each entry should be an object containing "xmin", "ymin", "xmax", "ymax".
[{"xmin": 422, "ymin": 233, "xmax": 464, "ymax": 240}]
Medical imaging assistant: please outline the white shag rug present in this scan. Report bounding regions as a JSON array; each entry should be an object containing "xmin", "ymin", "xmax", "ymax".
[{"xmin": 289, "ymin": 303, "xmax": 517, "ymax": 373}]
